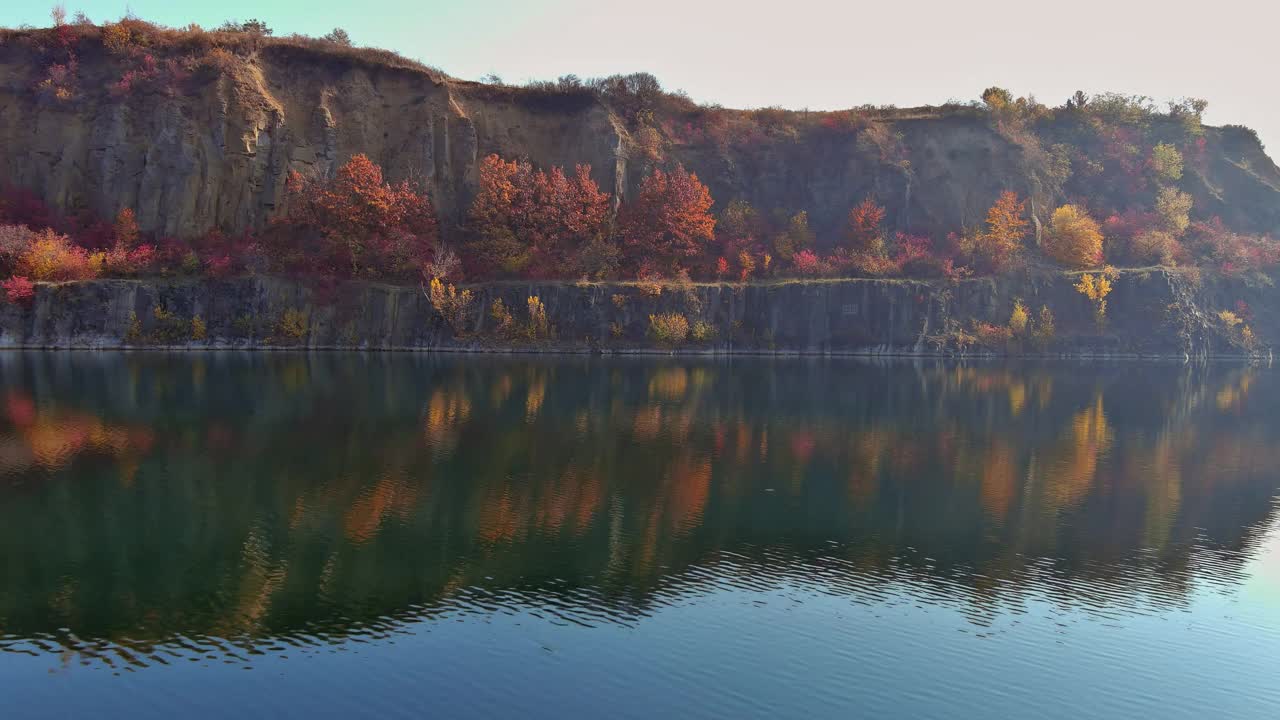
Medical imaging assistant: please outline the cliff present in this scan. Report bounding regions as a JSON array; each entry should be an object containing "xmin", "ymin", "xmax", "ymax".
[
  {"xmin": 0, "ymin": 272, "xmax": 1267, "ymax": 357},
  {"xmin": 3, "ymin": 24, "xmax": 1280, "ymax": 245}
]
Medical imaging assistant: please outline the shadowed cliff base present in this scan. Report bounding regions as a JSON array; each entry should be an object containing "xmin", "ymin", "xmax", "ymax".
[{"xmin": 0, "ymin": 272, "xmax": 1271, "ymax": 358}]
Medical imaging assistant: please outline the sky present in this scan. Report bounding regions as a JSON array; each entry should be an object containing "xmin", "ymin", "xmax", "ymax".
[{"xmin": 4, "ymin": 0, "xmax": 1278, "ymax": 153}]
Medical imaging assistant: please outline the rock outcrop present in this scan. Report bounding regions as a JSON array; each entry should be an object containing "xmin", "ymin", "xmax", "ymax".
[
  {"xmin": 3, "ymin": 29, "xmax": 1280, "ymax": 244},
  {"xmin": 0, "ymin": 272, "xmax": 1265, "ymax": 357}
]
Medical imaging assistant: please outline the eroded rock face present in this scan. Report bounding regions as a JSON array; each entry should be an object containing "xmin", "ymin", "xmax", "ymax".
[
  {"xmin": 4, "ymin": 41, "xmax": 1279, "ymax": 244},
  {"xmin": 0, "ymin": 272, "xmax": 1259, "ymax": 357}
]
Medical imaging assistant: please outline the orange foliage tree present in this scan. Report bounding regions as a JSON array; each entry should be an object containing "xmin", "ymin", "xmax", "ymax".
[
  {"xmin": 959, "ymin": 191, "xmax": 1029, "ymax": 273},
  {"xmin": 846, "ymin": 198, "xmax": 886, "ymax": 253},
  {"xmin": 273, "ymin": 154, "xmax": 437, "ymax": 280},
  {"xmin": 617, "ymin": 165, "xmax": 716, "ymax": 276},
  {"xmin": 467, "ymin": 154, "xmax": 612, "ymax": 278},
  {"xmin": 113, "ymin": 208, "xmax": 139, "ymax": 248},
  {"xmin": 1045, "ymin": 205, "xmax": 1105, "ymax": 268},
  {"xmin": 17, "ymin": 229, "xmax": 97, "ymax": 281}
]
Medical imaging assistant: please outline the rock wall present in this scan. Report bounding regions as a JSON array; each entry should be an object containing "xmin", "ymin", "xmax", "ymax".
[
  {"xmin": 0, "ymin": 272, "xmax": 1265, "ymax": 357},
  {"xmin": 4, "ymin": 36, "xmax": 1280, "ymax": 243}
]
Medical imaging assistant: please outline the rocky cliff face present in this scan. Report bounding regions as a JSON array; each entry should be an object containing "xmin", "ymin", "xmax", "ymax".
[
  {"xmin": 4, "ymin": 28, "xmax": 1280, "ymax": 244},
  {"xmin": 0, "ymin": 272, "xmax": 1264, "ymax": 357}
]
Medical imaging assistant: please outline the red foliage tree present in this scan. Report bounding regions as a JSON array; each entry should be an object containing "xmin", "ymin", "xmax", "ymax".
[
  {"xmin": 2, "ymin": 276, "xmax": 35, "ymax": 306},
  {"xmin": 467, "ymin": 154, "xmax": 529, "ymax": 275},
  {"xmin": 715, "ymin": 256, "xmax": 729, "ymax": 278},
  {"xmin": 273, "ymin": 154, "xmax": 438, "ymax": 280},
  {"xmin": 618, "ymin": 165, "xmax": 716, "ymax": 275},
  {"xmin": 1186, "ymin": 217, "xmax": 1280, "ymax": 276},
  {"xmin": 793, "ymin": 249, "xmax": 829, "ymax": 276},
  {"xmin": 846, "ymin": 198, "xmax": 886, "ymax": 253},
  {"xmin": 467, "ymin": 155, "xmax": 611, "ymax": 278},
  {"xmin": 713, "ymin": 199, "xmax": 768, "ymax": 281}
]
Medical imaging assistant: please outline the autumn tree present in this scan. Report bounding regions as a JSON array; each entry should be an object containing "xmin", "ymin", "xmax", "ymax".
[
  {"xmin": 526, "ymin": 162, "xmax": 612, "ymax": 278},
  {"xmin": 981, "ymin": 87, "xmax": 1014, "ymax": 110},
  {"xmin": 984, "ymin": 191, "xmax": 1030, "ymax": 252},
  {"xmin": 1044, "ymin": 205, "xmax": 1104, "ymax": 268},
  {"xmin": 1155, "ymin": 187, "xmax": 1193, "ymax": 235},
  {"xmin": 113, "ymin": 207, "xmax": 139, "ymax": 249},
  {"xmin": 467, "ymin": 154, "xmax": 528, "ymax": 274},
  {"xmin": 1150, "ymin": 143, "xmax": 1184, "ymax": 182},
  {"xmin": 85, "ymin": 206, "xmax": 154, "ymax": 277},
  {"xmin": 274, "ymin": 154, "xmax": 438, "ymax": 280},
  {"xmin": 1130, "ymin": 229, "xmax": 1179, "ymax": 266},
  {"xmin": 958, "ymin": 191, "xmax": 1029, "ymax": 273},
  {"xmin": 1074, "ymin": 268, "xmax": 1117, "ymax": 330},
  {"xmin": 846, "ymin": 198, "xmax": 886, "ymax": 254},
  {"xmin": 1033, "ymin": 306, "xmax": 1056, "ymax": 350},
  {"xmin": 716, "ymin": 199, "xmax": 769, "ymax": 279},
  {"xmin": 17, "ymin": 229, "xmax": 96, "ymax": 281},
  {"xmin": 618, "ymin": 165, "xmax": 715, "ymax": 276},
  {"xmin": 1009, "ymin": 299, "xmax": 1029, "ymax": 336},
  {"xmin": 466, "ymin": 154, "xmax": 612, "ymax": 278},
  {"xmin": 773, "ymin": 210, "xmax": 815, "ymax": 262},
  {"xmin": 719, "ymin": 199, "xmax": 766, "ymax": 243}
]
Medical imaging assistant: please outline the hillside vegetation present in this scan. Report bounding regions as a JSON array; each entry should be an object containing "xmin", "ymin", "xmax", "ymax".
[{"xmin": 0, "ymin": 15, "xmax": 1278, "ymax": 352}]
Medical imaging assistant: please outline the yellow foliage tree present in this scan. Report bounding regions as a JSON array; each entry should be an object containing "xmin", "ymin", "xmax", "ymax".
[
  {"xmin": 1150, "ymin": 143, "xmax": 1184, "ymax": 182},
  {"xmin": 648, "ymin": 313, "xmax": 689, "ymax": 345},
  {"xmin": 1009, "ymin": 299, "xmax": 1030, "ymax": 336},
  {"xmin": 526, "ymin": 296, "xmax": 551, "ymax": 340},
  {"xmin": 1045, "ymin": 205, "xmax": 1104, "ymax": 268},
  {"xmin": 427, "ymin": 277, "xmax": 474, "ymax": 335},
  {"xmin": 1220, "ymin": 310, "xmax": 1259, "ymax": 351},
  {"xmin": 1241, "ymin": 326, "xmax": 1257, "ymax": 351},
  {"xmin": 1155, "ymin": 187, "xmax": 1193, "ymax": 236},
  {"xmin": 1074, "ymin": 267, "xmax": 1117, "ymax": 330}
]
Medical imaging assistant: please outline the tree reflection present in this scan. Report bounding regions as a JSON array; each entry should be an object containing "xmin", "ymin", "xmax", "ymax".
[{"xmin": 0, "ymin": 353, "xmax": 1276, "ymax": 665}]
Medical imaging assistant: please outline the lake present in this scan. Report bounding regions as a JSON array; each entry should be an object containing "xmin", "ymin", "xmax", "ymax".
[{"xmin": 1, "ymin": 353, "xmax": 1279, "ymax": 718}]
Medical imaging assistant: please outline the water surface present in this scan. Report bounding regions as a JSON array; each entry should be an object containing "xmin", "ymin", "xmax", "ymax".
[{"xmin": 1, "ymin": 353, "xmax": 1279, "ymax": 718}]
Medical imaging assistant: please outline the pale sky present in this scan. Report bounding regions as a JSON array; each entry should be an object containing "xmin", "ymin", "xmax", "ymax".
[{"xmin": 5, "ymin": 0, "xmax": 1278, "ymax": 154}]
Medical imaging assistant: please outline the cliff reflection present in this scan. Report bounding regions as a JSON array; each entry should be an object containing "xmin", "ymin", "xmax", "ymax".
[{"xmin": 0, "ymin": 353, "xmax": 1277, "ymax": 666}]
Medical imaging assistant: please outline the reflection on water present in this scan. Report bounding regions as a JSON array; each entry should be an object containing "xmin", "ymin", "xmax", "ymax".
[{"xmin": 1, "ymin": 353, "xmax": 1279, "ymax": 718}]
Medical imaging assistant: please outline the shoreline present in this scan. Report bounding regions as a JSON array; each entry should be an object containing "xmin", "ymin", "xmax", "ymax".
[{"xmin": 0, "ymin": 342, "xmax": 1267, "ymax": 362}]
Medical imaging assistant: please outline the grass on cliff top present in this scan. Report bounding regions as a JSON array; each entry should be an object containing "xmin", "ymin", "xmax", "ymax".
[
  {"xmin": 464, "ymin": 277, "xmax": 938, "ymax": 290},
  {"xmin": 4, "ymin": 18, "xmax": 1254, "ymax": 146},
  {"xmin": 0, "ymin": 19, "xmax": 447, "ymax": 81}
]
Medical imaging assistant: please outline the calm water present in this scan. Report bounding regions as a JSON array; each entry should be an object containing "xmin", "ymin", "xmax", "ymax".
[{"xmin": 1, "ymin": 353, "xmax": 1279, "ymax": 718}]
